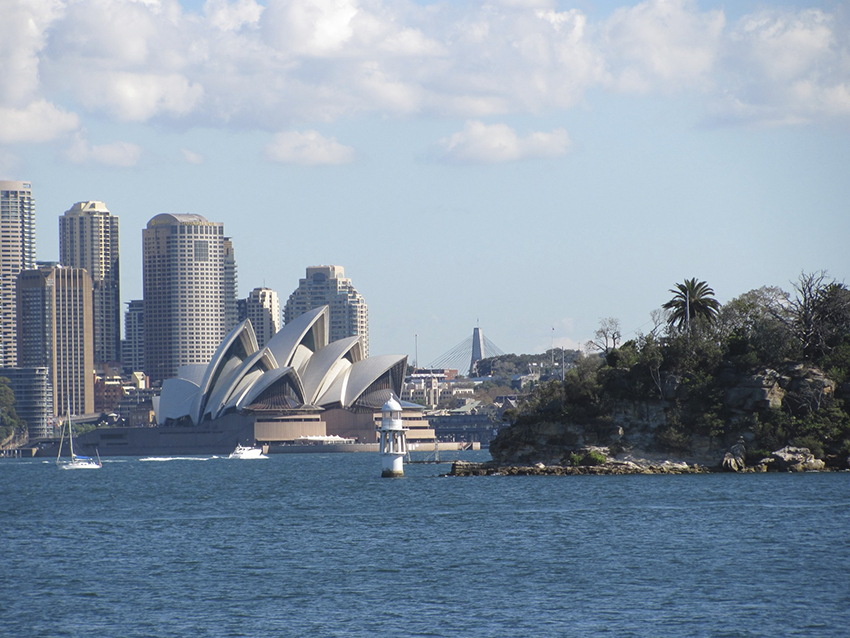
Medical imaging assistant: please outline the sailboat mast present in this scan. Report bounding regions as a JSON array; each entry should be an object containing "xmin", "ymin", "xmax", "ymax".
[
  {"xmin": 56, "ymin": 418, "xmax": 64, "ymax": 464},
  {"xmin": 65, "ymin": 399, "xmax": 75, "ymax": 460}
]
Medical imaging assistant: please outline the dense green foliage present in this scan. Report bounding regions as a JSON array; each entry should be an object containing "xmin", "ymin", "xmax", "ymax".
[
  {"xmin": 0, "ymin": 376, "xmax": 24, "ymax": 444},
  {"xmin": 473, "ymin": 349, "xmax": 582, "ymax": 380},
  {"xmin": 505, "ymin": 273, "xmax": 850, "ymax": 461},
  {"xmin": 662, "ymin": 278, "xmax": 721, "ymax": 332}
]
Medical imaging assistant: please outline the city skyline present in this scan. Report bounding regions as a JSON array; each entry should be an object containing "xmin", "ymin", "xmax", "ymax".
[{"xmin": 2, "ymin": 0, "xmax": 848, "ymax": 365}]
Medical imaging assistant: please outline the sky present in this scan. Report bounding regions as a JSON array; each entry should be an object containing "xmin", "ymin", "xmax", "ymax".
[{"xmin": 1, "ymin": 0, "xmax": 848, "ymax": 367}]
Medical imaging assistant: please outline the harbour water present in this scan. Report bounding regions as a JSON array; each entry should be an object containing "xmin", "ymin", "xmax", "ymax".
[{"xmin": 2, "ymin": 451, "xmax": 848, "ymax": 637}]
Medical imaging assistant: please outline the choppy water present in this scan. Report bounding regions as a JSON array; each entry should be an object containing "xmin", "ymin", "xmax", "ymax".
[{"xmin": 1, "ymin": 452, "xmax": 848, "ymax": 637}]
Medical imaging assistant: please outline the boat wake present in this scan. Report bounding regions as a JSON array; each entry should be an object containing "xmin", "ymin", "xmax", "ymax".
[{"xmin": 139, "ymin": 456, "xmax": 217, "ymax": 462}]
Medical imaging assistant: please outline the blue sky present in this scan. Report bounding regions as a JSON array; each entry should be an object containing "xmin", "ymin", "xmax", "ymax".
[{"xmin": 1, "ymin": 0, "xmax": 848, "ymax": 366}]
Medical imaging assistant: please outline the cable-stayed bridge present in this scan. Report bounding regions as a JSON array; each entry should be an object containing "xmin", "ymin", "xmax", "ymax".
[{"xmin": 428, "ymin": 327, "xmax": 505, "ymax": 377}]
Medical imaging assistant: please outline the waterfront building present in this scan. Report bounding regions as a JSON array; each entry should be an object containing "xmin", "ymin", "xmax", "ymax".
[
  {"xmin": 142, "ymin": 214, "xmax": 229, "ymax": 383},
  {"xmin": 284, "ymin": 265, "xmax": 369, "ymax": 355},
  {"xmin": 94, "ymin": 374, "xmax": 125, "ymax": 412},
  {"xmin": 116, "ymin": 386, "xmax": 157, "ymax": 427},
  {"xmin": 59, "ymin": 201, "xmax": 120, "ymax": 365},
  {"xmin": 0, "ymin": 181, "xmax": 36, "ymax": 367},
  {"xmin": 16, "ymin": 265, "xmax": 95, "ymax": 417},
  {"xmin": 0, "ymin": 367, "xmax": 52, "ymax": 440},
  {"xmin": 156, "ymin": 306, "xmax": 409, "ymax": 443},
  {"xmin": 121, "ymin": 299, "xmax": 144, "ymax": 373},
  {"xmin": 245, "ymin": 287, "xmax": 281, "ymax": 348}
]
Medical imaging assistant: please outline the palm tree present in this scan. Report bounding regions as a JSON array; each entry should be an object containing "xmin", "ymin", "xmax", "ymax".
[{"xmin": 662, "ymin": 278, "xmax": 721, "ymax": 333}]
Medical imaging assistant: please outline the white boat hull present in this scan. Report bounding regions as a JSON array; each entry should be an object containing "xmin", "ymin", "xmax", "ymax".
[{"xmin": 228, "ymin": 445, "xmax": 266, "ymax": 459}]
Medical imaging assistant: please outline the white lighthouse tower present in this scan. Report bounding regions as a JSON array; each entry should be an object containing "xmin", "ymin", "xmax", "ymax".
[{"xmin": 378, "ymin": 395, "xmax": 407, "ymax": 478}]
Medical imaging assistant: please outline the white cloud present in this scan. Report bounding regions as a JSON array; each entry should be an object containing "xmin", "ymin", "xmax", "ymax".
[
  {"xmin": 0, "ymin": 0, "xmax": 64, "ymax": 106},
  {"xmin": 262, "ymin": 0, "xmax": 358, "ymax": 56},
  {"xmin": 181, "ymin": 148, "xmax": 206, "ymax": 164},
  {"xmin": 66, "ymin": 134, "xmax": 143, "ymax": 167},
  {"xmin": 1, "ymin": 0, "xmax": 848, "ymax": 135},
  {"xmin": 602, "ymin": 0, "xmax": 725, "ymax": 92},
  {"xmin": 707, "ymin": 8, "xmax": 850, "ymax": 124},
  {"xmin": 264, "ymin": 130, "xmax": 356, "ymax": 165},
  {"xmin": 205, "ymin": 0, "xmax": 263, "ymax": 31},
  {"xmin": 436, "ymin": 121, "xmax": 571, "ymax": 164},
  {"xmin": 733, "ymin": 9, "xmax": 833, "ymax": 83},
  {"xmin": 0, "ymin": 100, "xmax": 79, "ymax": 143},
  {"xmin": 77, "ymin": 72, "xmax": 205, "ymax": 122}
]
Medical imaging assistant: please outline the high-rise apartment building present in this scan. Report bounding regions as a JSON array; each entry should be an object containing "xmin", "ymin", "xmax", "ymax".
[
  {"xmin": 246, "ymin": 287, "xmax": 281, "ymax": 348},
  {"xmin": 0, "ymin": 367, "xmax": 52, "ymax": 440},
  {"xmin": 121, "ymin": 299, "xmax": 144, "ymax": 373},
  {"xmin": 0, "ymin": 181, "xmax": 36, "ymax": 367},
  {"xmin": 284, "ymin": 265, "xmax": 369, "ymax": 355},
  {"xmin": 59, "ymin": 201, "xmax": 120, "ymax": 365},
  {"xmin": 17, "ymin": 265, "xmax": 94, "ymax": 417},
  {"xmin": 143, "ymin": 214, "xmax": 229, "ymax": 382}
]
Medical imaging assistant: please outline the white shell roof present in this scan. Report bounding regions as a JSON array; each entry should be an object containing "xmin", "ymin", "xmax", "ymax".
[
  {"xmin": 237, "ymin": 366, "xmax": 304, "ymax": 409},
  {"xmin": 203, "ymin": 348, "xmax": 278, "ymax": 421},
  {"xmin": 300, "ymin": 336, "xmax": 363, "ymax": 405},
  {"xmin": 265, "ymin": 306, "xmax": 328, "ymax": 369},
  {"xmin": 191, "ymin": 320, "xmax": 258, "ymax": 424},
  {"xmin": 157, "ymin": 306, "xmax": 408, "ymax": 425},
  {"xmin": 177, "ymin": 364, "xmax": 208, "ymax": 386},
  {"xmin": 317, "ymin": 354, "xmax": 406, "ymax": 409},
  {"xmin": 157, "ymin": 378, "xmax": 200, "ymax": 423}
]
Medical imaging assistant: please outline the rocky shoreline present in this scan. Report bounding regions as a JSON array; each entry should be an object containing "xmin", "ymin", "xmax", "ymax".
[
  {"xmin": 446, "ymin": 445, "xmax": 839, "ymax": 477},
  {"xmin": 447, "ymin": 460, "xmax": 711, "ymax": 476}
]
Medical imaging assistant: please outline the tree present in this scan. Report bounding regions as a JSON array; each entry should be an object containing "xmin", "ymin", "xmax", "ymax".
[
  {"xmin": 718, "ymin": 286, "xmax": 797, "ymax": 367},
  {"xmin": 586, "ymin": 317, "xmax": 621, "ymax": 354},
  {"xmin": 0, "ymin": 376, "xmax": 23, "ymax": 444},
  {"xmin": 787, "ymin": 271, "xmax": 850, "ymax": 363},
  {"xmin": 662, "ymin": 278, "xmax": 721, "ymax": 333}
]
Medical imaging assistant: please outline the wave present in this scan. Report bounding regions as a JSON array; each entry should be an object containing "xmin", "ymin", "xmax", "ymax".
[{"xmin": 139, "ymin": 456, "xmax": 219, "ymax": 462}]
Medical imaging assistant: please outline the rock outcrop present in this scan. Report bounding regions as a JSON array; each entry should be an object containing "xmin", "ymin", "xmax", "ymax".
[
  {"xmin": 721, "ymin": 438, "xmax": 747, "ymax": 472},
  {"xmin": 724, "ymin": 369, "xmax": 785, "ymax": 411},
  {"xmin": 488, "ymin": 363, "xmax": 842, "ymax": 471},
  {"xmin": 770, "ymin": 446, "xmax": 826, "ymax": 472}
]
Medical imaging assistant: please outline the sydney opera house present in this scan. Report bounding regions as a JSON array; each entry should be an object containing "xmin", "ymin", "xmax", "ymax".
[{"xmin": 78, "ymin": 305, "xmax": 434, "ymax": 456}]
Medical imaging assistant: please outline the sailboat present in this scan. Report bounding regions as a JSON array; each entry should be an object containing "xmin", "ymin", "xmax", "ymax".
[{"xmin": 56, "ymin": 406, "xmax": 102, "ymax": 470}]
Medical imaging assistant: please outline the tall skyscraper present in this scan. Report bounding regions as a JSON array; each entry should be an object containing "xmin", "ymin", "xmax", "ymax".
[
  {"xmin": 223, "ymin": 237, "xmax": 238, "ymax": 333},
  {"xmin": 17, "ymin": 265, "xmax": 94, "ymax": 417},
  {"xmin": 143, "ymin": 213, "xmax": 229, "ymax": 382},
  {"xmin": 121, "ymin": 299, "xmax": 144, "ymax": 373},
  {"xmin": 246, "ymin": 287, "xmax": 281, "ymax": 348},
  {"xmin": 284, "ymin": 265, "xmax": 369, "ymax": 355},
  {"xmin": 59, "ymin": 201, "xmax": 120, "ymax": 365},
  {"xmin": 0, "ymin": 181, "xmax": 35, "ymax": 367}
]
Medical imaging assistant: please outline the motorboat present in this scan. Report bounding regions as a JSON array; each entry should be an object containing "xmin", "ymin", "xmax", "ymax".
[{"xmin": 228, "ymin": 444, "xmax": 266, "ymax": 459}]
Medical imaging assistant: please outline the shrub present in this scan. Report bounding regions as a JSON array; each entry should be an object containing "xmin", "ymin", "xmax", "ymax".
[{"xmin": 582, "ymin": 449, "xmax": 608, "ymax": 466}]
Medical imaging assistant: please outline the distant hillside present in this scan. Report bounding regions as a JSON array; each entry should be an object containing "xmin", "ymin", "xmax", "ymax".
[{"xmin": 474, "ymin": 350, "xmax": 582, "ymax": 379}]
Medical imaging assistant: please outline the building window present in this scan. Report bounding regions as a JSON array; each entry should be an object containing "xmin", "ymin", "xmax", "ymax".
[{"xmin": 194, "ymin": 240, "xmax": 209, "ymax": 262}]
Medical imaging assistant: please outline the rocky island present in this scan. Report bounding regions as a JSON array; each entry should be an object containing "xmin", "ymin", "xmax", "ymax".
[{"xmin": 451, "ymin": 274, "xmax": 850, "ymax": 476}]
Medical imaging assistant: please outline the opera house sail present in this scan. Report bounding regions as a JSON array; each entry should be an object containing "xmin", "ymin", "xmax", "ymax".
[{"xmin": 72, "ymin": 305, "xmax": 410, "ymax": 456}]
